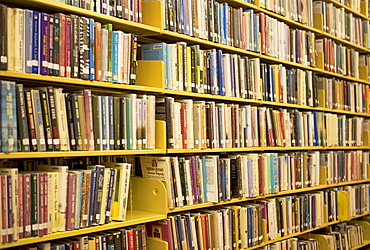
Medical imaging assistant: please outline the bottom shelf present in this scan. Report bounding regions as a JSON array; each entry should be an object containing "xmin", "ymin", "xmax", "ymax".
[
  {"xmin": 352, "ymin": 240, "xmax": 370, "ymax": 250},
  {"xmin": 0, "ymin": 211, "xmax": 166, "ymax": 249}
]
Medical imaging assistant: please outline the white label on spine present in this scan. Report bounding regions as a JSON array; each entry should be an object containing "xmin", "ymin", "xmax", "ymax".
[
  {"xmin": 32, "ymin": 224, "xmax": 39, "ymax": 230},
  {"xmin": 90, "ymin": 68, "xmax": 95, "ymax": 75},
  {"xmin": 54, "ymin": 64, "xmax": 59, "ymax": 70},
  {"xmin": 48, "ymin": 139, "xmax": 52, "ymax": 145},
  {"xmin": 42, "ymin": 61, "xmax": 48, "ymax": 67},
  {"xmin": 110, "ymin": 139, "xmax": 114, "ymax": 145},
  {"xmin": 102, "ymin": 3, "xmax": 107, "ymax": 8},
  {"xmin": 1, "ymin": 56, "xmax": 7, "ymax": 63},
  {"xmin": 97, "ymin": 139, "xmax": 100, "ymax": 144},
  {"xmin": 90, "ymin": 139, "xmax": 94, "ymax": 145},
  {"xmin": 71, "ymin": 139, "xmax": 76, "ymax": 145},
  {"xmin": 27, "ymin": 60, "xmax": 32, "ymax": 67},
  {"xmin": 40, "ymin": 138, "xmax": 45, "ymax": 145},
  {"xmin": 25, "ymin": 225, "xmax": 31, "ymax": 232},
  {"xmin": 130, "ymin": 74, "xmax": 136, "ymax": 79},
  {"xmin": 84, "ymin": 139, "xmax": 88, "ymax": 144},
  {"xmin": 125, "ymin": 9, "xmax": 129, "ymax": 14},
  {"xmin": 66, "ymin": 66, "xmax": 71, "ymax": 72},
  {"xmin": 102, "ymin": 139, "xmax": 107, "ymax": 145},
  {"xmin": 83, "ymin": 68, "xmax": 89, "ymax": 74},
  {"xmin": 74, "ymin": 66, "xmax": 78, "ymax": 73},
  {"xmin": 117, "ymin": 6, "xmax": 122, "ymax": 11},
  {"xmin": 32, "ymin": 60, "xmax": 39, "ymax": 66},
  {"xmin": 82, "ymin": 215, "xmax": 87, "ymax": 220},
  {"xmin": 32, "ymin": 139, "xmax": 37, "ymax": 145},
  {"xmin": 107, "ymin": 71, "xmax": 112, "ymax": 77},
  {"xmin": 23, "ymin": 139, "xmax": 29, "ymax": 145},
  {"xmin": 48, "ymin": 62, "xmax": 53, "ymax": 69},
  {"xmin": 83, "ymin": 44, "xmax": 88, "ymax": 50},
  {"xmin": 106, "ymin": 211, "xmax": 110, "ymax": 216},
  {"xmin": 53, "ymin": 139, "xmax": 60, "ymax": 145}
]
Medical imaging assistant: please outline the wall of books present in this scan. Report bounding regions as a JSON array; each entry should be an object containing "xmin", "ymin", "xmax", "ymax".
[{"xmin": 1, "ymin": 0, "xmax": 370, "ymax": 249}]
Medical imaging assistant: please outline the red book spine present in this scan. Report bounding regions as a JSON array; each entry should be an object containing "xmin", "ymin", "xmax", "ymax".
[
  {"xmin": 43, "ymin": 173, "xmax": 48, "ymax": 236},
  {"xmin": 94, "ymin": 22, "xmax": 102, "ymax": 82},
  {"xmin": 65, "ymin": 15, "xmax": 72, "ymax": 78},
  {"xmin": 181, "ymin": 103, "xmax": 188, "ymax": 149},
  {"xmin": 258, "ymin": 155, "xmax": 264, "ymax": 195},
  {"xmin": 57, "ymin": 14, "xmax": 66, "ymax": 77},
  {"xmin": 123, "ymin": 0, "xmax": 129, "ymax": 20},
  {"xmin": 127, "ymin": 229, "xmax": 135, "ymax": 250},
  {"xmin": 23, "ymin": 174, "xmax": 31, "ymax": 238},
  {"xmin": 38, "ymin": 172, "xmax": 44, "ymax": 237},
  {"xmin": 66, "ymin": 172, "xmax": 77, "ymax": 231},
  {"xmin": 231, "ymin": 105, "xmax": 235, "ymax": 148},
  {"xmin": 0, "ymin": 175, "xmax": 8, "ymax": 243},
  {"xmin": 138, "ymin": 0, "xmax": 142, "ymax": 23},
  {"xmin": 18, "ymin": 174, "xmax": 24, "ymax": 239},
  {"xmin": 279, "ymin": 111, "xmax": 286, "ymax": 147}
]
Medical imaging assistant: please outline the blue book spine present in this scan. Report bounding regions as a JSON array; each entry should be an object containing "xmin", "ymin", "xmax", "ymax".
[
  {"xmin": 223, "ymin": 3, "xmax": 227, "ymax": 45},
  {"xmin": 101, "ymin": 234, "xmax": 107, "ymax": 249},
  {"xmin": 94, "ymin": 166, "xmax": 105, "ymax": 225},
  {"xmin": 221, "ymin": 161, "xmax": 226, "ymax": 201},
  {"xmin": 89, "ymin": 18, "xmax": 95, "ymax": 80},
  {"xmin": 72, "ymin": 0, "xmax": 79, "ymax": 7},
  {"xmin": 32, "ymin": 11, "xmax": 40, "ymax": 74},
  {"xmin": 25, "ymin": 10, "xmax": 34, "ymax": 73},
  {"xmin": 112, "ymin": 31, "xmax": 119, "ymax": 83},
  {"xmin": 272, "ymin": 153, "xmax": 279, "ymax": 193},
  {"xmin": 108, "ymin": 96, "xmax": 114, "ymax": 150},
  {"xmin": 210, "ymin": 50, "xmax": 217, "ymax": 95},
  {"xmin": 247, "ymin": 206, "xmax": 252, "ymax": 247},
  {"xmin": 105, "ymin": 168, "xmax": 115, "ymax": 224},
  {"xmin": 140, "ymin": 43, "xmax": 167, "ymax": 88},
  {"xmin": 201, "ymin": 156, "xmax": 208, "ymax": 202},
  {"xmin": 102, "ymin": 0, "xmax": 108, "ymax": 14},
  {"xmin": 7, "ymin": 175, "xmax": 13, "ymax": 242},
  {"xmin": 88, "ymin": 170, "xmax": 97, "ymax": 227},
  {"xmin": 40, "ymin": 13, "xmax": 49, "ymax": 75},
  {"xmin": 216, "ymin": 50, "xmax": 224, "ymax": 96},
  {"xmin": 217, "ymin": 106, "xmax": 223, "ymax": 148},
  {"xmin": 305, "ymin": 195, "xmax": 310, "ymax": 229},
  {"xmin": 1, "ymin": 81, "xmax": 17, "ymax": 153},
  {"xmin": 101, "ymin": 96, "xmax": 107, "ymax": 150}
]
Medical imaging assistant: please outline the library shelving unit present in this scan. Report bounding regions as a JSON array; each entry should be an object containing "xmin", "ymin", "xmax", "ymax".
[{"xmin": 2, "ymin": 0, "xmax": 370, "ymax": 249}]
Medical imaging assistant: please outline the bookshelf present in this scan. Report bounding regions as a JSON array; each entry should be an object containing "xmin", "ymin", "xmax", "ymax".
[{"xmin": 1, "ymin": 0, "xmax": 370, "ymax": 249}]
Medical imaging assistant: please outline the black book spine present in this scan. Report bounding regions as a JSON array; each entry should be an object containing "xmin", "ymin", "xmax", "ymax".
[
  {"xmin": 80, "ymin": 17, "xmax": 89, "ymax": 80},
  {"xmin": 0, "ymin": 4, "xmax": 8, "ymax": 70},
  {"xmin": 71, "ymin": 15, "xmax": 80, "ymax": 79},
  {"xmin": 25, "ymin": 89, "xmax": 38, "ymax": 152},
  {"xmin": 130, "ymin": 35, "xmax": 138, "ymax": 85},
  {"xmin": 71, "ymin": 93, "xmax": 82, "ymax": 151},
  {"xmin": 65, "ymin": 94, "xmax": 77, "ymax": 151},
  {"xmin": 116, "ymin": 0, "xmax": 123, "ymax": 18},
  {"xmin": 16, "ymin": 84, "xmax": 30, "ymax": 152},
  {"xmin": 39, "ymin": 89, "xmax": 54, "ymax": 151},
  {"xmin": 47, "ymin": 87, "xmax": 60, "ymax": 151}
]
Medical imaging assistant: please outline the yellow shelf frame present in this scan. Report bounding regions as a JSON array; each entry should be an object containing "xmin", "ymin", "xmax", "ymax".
[{"xmin": 0, "ymin": 177, "xmax": 168, "ymax": 249}]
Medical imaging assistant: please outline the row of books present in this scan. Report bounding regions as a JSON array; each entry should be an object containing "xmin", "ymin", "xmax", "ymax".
[
  {"xmin": 142, "ymin": 43, "xmax": 263, "ymax": 96},
  {"xmin": 0, "ymin": 81, "xmax": 156, "ymax": 153},
  {"xmin": 20, "ymin": 223, "xmax": 147, "ymax": 250},
  {"xmin": 300, "ymin": 221, "xmax": 365, "ymax": 250},
  {"xmin": 313, "ymin": 1, "xmax": 369, "ymax": 48},
  {"xmin": 255, "ymin": 237, "xmax": 319, "ymax": 250},
  {"xmin": 156, "ymin": 98, "xmax": 369, "ymax": 149},
  {"xmin": 146, "ymin": 184, "xmax": 370, "ymax": 250},
  {"xmin": 1, "ymin": 5, "xmax": 138, "ymax": 84},
  {"xmin": 160, "ymin": 0, "xmax": 260, "ymax": 50},
  {"xmin": 317, "ymin": 76, "xmax": 370, "ymax": 113},
  {"xmin": 256, "ymin": 221, "xmax": 366, "ymax": 250},
  {"xmin": 316, "ymin": 37, "xmax": 360, "ymax": 78},
  {"xmin": 0, "ymin": 162, "xmax": 132, "ymax": 243},
  {"xmin": 260, "ymin": 0, "xmax": 313, "ymax": 27},
  {"xmin": 53, "ymin": 0, "xmax": 143, "ymax": 23},
  {"xmin": 332, "ymin": 0, "xmax": 364, "ymax": 13},
  {"xmin": 139, "ymin": 151, "xmax": 370, "ymax": 209},
  {"xmin": 261, "ymin": 64, "xmax": 370, "ymax": 114},
  {"xmin": 259, "ymin": 13, "xmax": 316, "ymax": 66}
]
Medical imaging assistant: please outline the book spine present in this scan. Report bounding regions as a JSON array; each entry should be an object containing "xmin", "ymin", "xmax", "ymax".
[
  {"xmin": 94, "ymin": 22, "xmax": 102, "ymax": 81},
  {"xmin": 40, "ymin": 13, "xmax": 49, "ymax": 75},
  {"xmin": 65, "ymin": 94, "xmax": 77, "ymax": 151},
  {"xmin": 71, "ymin": 15, "xmax": 80, "ymax": 78},
  {"xmin": 39, "ymin": 90, "xmax": 54, "ymax": 151},
  {"xmin": 79, "ymin": 17, "xmax": 89, "ymax": 80},
  {"xmin": 1, "ymin": 81, "xmax": 16, "ymax": 153},
  {"xmin": 32, "ymin": 90, "xmax": 47, "ymax": 152},
  {"xmin": 66, "ymin": 172, "xmax": 77, "ymax": 231},
  {"xmin": 89, "ymin": 18, "xmax": 95, "ymax": 80},
  {"xmin": 0, "ymin": 175, "xmax": 8, "ymax": 243},
  {"xmin": 47, "ymin": 87, "xmax": 60, "ymax": 151},
  {"xmin": 112, "ymin": 31, "xmax": 119, "ymax": 83},
  {"xmin": 117, "ymin": 0, "xmax": 123, "ymax": 18},
  {"xmin": 37, "ymin": 172, "xmax": 44, "ymax": 237},
  {"xmin": 24, "ymin": 10, "xmax": 33, "ymax": 73},
  {"xmin": 30, "ymin": 173, "xmax": 38, "ymax": 237},
  {"xmin": 81, "ymin": 172, "xmax": 91, "ymax": 228},
  {"xmin": 58, "ymin": 14, "xmax": 66, "ymax": 77},
  {"xmin": 23, "ymin": 174, "xmax": 31, "ymax": 238},
  {"xmin": 105, "ymin": 169, "xmax": 115, "ymax": 224},
  {"xmin": 32, "ymin": 11, "xmax": 40, "ymax": 74},
  {"xmin": 0, "ymin": 5, "xmax": 7, "ymax": 70},
  {"xmin": 48, "ymin": 15, "xmax": 54, "ymax": 76},
  {"xmin": 52, "ymin": 16, "xmax": 60, "ymax": 76},
  {"xmin": 6, "ymin": 175, "xmax": 13, "ymax": 242},
  {"xmin": 88, "ymin": 170, "xmax": 97, "ymax": 227},
  {"xmin": 107, "ymin": 24, "xmax": 113, "ymax": 82},
  {"xmin": 71, "ymin": 93, "xmax": 82, "ymax": 151},
  {"xmin": 17, "ymin": 174, "xmax": 24, "ymax": 239},
  {"xmin": 83, "ymin": 89, "xmax": 95, "ymax": 151},
  {"xmin": 65, "ymin": 15, "xmax": 72, "ymax": 78}
]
